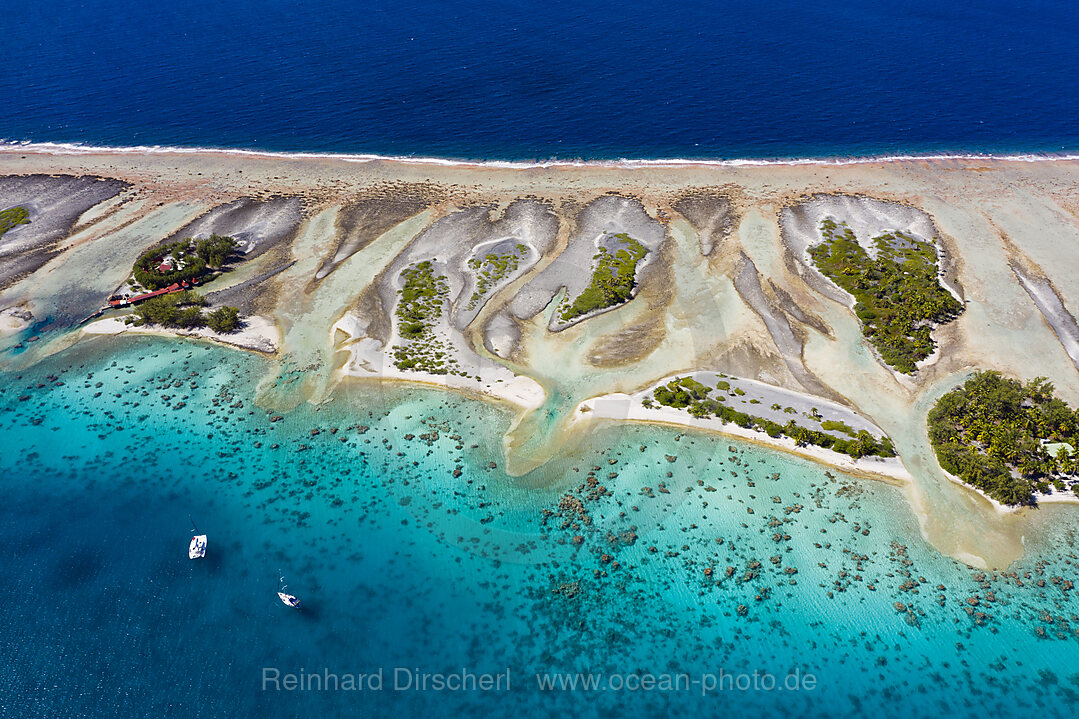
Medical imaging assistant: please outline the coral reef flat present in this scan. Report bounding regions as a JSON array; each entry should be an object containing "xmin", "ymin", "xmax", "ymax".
[
  {"xmin": 4, "ymin": 148, "xmax": 1079, "ymax": 573},
  {"xmin": 0, "ymin": 174, "xmax": 128, "ymax": 291}
]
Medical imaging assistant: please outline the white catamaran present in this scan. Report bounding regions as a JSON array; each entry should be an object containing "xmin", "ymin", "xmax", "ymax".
[
  {"xmin": 188, "ymin": 517, "xmax": 207, "ymax": 559},
  {"xmin": 188, "ymin": 533, "xmax": 207, "ymax": 559},
  {"xmin": 278, "ymin": 574, "xmax": 301, "ymax": 608}
]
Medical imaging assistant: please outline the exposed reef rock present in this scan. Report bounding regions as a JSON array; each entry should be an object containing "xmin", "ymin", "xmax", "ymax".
[
  {"xmin": 672, "ymin": 189, "xmax": 733, "ymax": 256},
  {"xmin": 314, "ymin": 182, "xmax": 442, "ymax": 283},
  {"xmin": 162, "ymin": 196, "xmax": 303, "ymax": 262},
  {"xmin": 733, "ymin": 252, "xmax": 835, "ymax": 399},
  {"xmin": 365, "ymin": 199, "xmax": 558, "ymax": 334},
  {"xmin": 0, "ymin": 174, "xmax": 129, "ymax": 289},
  {"xmin": 1010, "ymin": 260, "xmax": 1079, "ymax": 372},
  {"xmin": 766, "ymin": 280, "xmax": 831, "ymax": 338},
  {"xmin": 336, "ymin": 199, "xmax": 557, "ymax": 400},
  {"xmin": 510, "ymin": 194, "xmax": 666, "ymax": 332},
  {"xmin": 204, "ymin": 261, "xmax": 297, "ymax": 315}
]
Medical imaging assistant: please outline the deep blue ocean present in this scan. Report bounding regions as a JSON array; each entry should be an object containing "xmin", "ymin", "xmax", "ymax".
[{"xmin": 3, "ymin": 0, "xmax": 1079, "ymax": 159}]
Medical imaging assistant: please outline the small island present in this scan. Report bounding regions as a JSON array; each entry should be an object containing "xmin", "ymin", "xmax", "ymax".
[
  {"xmin": 466, "ymin": 243, "xmax": 529, "ymax": 310},
  {"xmin": 646, "ymin": 374, "xmax": 896, "ymax": 459},
  {"xmin": 558, "ymin": 232, "xmax": 647, "ymax": 323},
  {"xmin": 928, "ymin": 371, "xmax": 1079, "ymax": 505},
  {"xmin": 113, "ymin": 234, "xmax": 242, "ymax": 333},
  {"xmin": 391, "ymin": 260, "xmax": 460, "ymax": 375},
  {"xmin": 809, "ymin": 219, "xmax": 962, "ymax": 373}
]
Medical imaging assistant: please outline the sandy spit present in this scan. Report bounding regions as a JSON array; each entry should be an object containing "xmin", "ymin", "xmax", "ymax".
[{"xmin": 572, "ymin": 392, "xmax": 912, "ymax": 485}]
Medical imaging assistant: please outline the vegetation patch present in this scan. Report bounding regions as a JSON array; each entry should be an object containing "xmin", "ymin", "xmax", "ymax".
[
  {"xmin": 809, "ymin": 219, "xmax": 962, "ymax": 373},
  {"xmin": 648, "ymin": 376, "xmax": 895, "ymax": 459},
  {"xmin": 0, "ymin": 206, "xmax": 29, "ymax": 238},
  {"xmin": 558, "ymin": 233, "xmax": 648, "ymax": 323},
  {"xmin": 466, "ymin": 243, "xmax": 529, "ymax": 310},
  {"xmin": 821, "ymin": 420, "xmax": 856, "ymax": 436},
  {"xmin": 928, "ymin": 371, "xmax": 1079, "ymax": 505},
  {"xmin": 132, "ymin": 234, "xmax": 237, "ymax": 291},
  {"xmin": 125, "ymin": 291, "xmax": 241, "ymax": 333},
  {"xmin": 392, "ymin": 260, "xmax": 461, "ymax": 375}
]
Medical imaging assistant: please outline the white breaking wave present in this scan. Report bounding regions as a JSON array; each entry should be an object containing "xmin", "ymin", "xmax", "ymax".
[{"xmin": 3, "ymin": 139, "xmax": 1079, "ymax": 169}]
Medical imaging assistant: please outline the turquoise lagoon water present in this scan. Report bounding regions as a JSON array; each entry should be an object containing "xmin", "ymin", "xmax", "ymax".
[{"xmin": 2, "ymin": 336, "xmax": 1079, "ymax": 717}]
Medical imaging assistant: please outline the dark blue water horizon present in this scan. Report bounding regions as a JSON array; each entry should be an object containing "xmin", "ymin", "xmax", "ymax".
[{"xmin": 4, "ymin": 0, "xmax": 1079, "ymax": 162}]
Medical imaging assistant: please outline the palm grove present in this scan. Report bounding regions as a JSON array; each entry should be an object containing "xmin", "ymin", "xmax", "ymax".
[
  {"xmin": 809, "ymin": 220, "xmax": 962, "ymax": 374},
  {"xmin": 126, "ymin": 234, "xmax": 242, "ymax": 333},
  {"xmin": 928, "ymin": 371, "xmax": 1079, "ymax": 505}
]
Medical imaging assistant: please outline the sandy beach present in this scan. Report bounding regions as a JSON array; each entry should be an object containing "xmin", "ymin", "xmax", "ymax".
[
  {"xmin": 81, "ymin": 314, "xmax": 281, "ymax": 354},
  {"xmin": 572, "ymin": 391, "xmax": 913, "ymax": 485},
  {"xmin": 3, "ymin": 145, "xmax": 1079, "ymax": 568}
]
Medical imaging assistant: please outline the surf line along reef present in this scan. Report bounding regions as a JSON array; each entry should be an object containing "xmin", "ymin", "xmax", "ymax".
[{"xmin": 5, "ymin": 150, "xmax": 1079, "ymax": 568}]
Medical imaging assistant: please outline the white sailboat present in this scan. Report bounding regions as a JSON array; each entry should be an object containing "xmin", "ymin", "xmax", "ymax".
[
  {"xmin": 188, "ymin": 518, "xmax": 207, "ymax": 559},
  {"xmin": 278, "ymin": 574, "xmax": 301, "ymax": 608}
]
